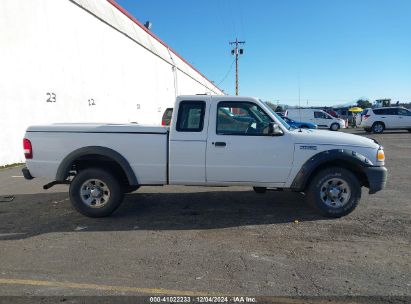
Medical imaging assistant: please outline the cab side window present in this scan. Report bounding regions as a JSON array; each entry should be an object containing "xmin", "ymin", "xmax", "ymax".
[
  {"xmin": 216, "ymin": 102, "xmax": 273, "ymax": 136},
  {"xmin": 176, "ymin": 101, "xmax": 205, "ymax": 132}
]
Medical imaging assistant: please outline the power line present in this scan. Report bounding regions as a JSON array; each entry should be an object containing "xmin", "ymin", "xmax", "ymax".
[{"xmin": 216, "ymin": 59, "xmax": 236, "ymax": 86}]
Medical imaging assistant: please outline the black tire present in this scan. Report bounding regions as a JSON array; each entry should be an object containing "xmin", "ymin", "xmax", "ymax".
[
  {"xmin": 372, "ymin": 122, "xmax": 384, "ymax": 134},
  {"xmin": 253, "ymin": 187, "xmax": 267, "ymax": 194},
  {"xmin": 69, "ymin": 168, "xmax": 124, "ymax": 217},
  {"xmin": 330, "ymin": 123, "xmax": 340, "ymax": 131},
  {"xmin": 305, "ymin": 167, "xmax": 361, "ymax": 218},
  {"xmin": 124, "ymin": 185, "xmax": 140, "ymax": 193}
]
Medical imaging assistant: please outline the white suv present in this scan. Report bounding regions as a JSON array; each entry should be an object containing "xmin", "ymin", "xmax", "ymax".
[{"xmin": 361, "ymin": 107, "xmax": 411, "ymax": 133}]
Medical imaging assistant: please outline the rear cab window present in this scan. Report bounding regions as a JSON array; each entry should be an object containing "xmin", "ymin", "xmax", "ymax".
[{"xmin": 176, "ymin": 101, "xmax": 205, "ymax": 132}]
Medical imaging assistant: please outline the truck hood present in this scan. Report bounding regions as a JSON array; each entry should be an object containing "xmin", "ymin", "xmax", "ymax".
[{"xmin": 290, "ymin": 129, "xmax": 379, "ymax": 149}]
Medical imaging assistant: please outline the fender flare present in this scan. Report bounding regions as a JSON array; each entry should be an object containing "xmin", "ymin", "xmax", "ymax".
[
  {"xmin": 290, "ymin": 149, "xmax": 372, "ymax": 191},
  {"xmin": 56, "ymin": 146, "xmax": 138, "ymax": 185}
]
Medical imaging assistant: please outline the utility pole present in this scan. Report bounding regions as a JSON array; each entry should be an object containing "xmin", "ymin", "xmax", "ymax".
[{"xmin": 229, "ymin": 38, "xmax": 245, "ymax": 95}]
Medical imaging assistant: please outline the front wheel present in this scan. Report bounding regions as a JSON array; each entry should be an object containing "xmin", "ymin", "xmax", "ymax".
[
  {"xmin": 69, "ymin": 168, "xmax": 124, "ymax": 217},
  {"xmin": 330, "ymin": 123, "xmax": 340, "ymax": 131},
  {"xmin": 305, "ymin": 167, "xmax": 361, "ymax": 218}
]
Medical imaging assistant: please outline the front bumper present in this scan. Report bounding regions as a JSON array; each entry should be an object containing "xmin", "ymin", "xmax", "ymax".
[
  {"xmin": 365, "ymin": 166, "xmax": 387, "ymax": 194},
  {"xmin": 22, "ymin": 167, "xmax": 33, "ymax": 180}
]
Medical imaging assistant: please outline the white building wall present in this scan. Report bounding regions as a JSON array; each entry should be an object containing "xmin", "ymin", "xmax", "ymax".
[{"xmin": 0, "ymin": 0, "xmax": 223, "ymax": 166}]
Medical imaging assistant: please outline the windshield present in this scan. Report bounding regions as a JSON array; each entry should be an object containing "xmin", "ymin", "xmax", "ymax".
[
  {"xmin": 325, "ymin": 113, "xmax": 335, "ymax": 119},
  {"xmin": 262, "ymin": 102, "xmax": 292, "ymax": 130}
]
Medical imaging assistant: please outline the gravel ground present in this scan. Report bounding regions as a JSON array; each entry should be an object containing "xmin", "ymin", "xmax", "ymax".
[{"xmin": 0, "ymin": 129, "xmax": 410, "ymax": 301}]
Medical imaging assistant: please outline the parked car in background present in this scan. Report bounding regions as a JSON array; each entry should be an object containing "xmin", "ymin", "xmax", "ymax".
[
  {"xmin": 286, "ymin": 109, "xmax": 346, "ymax": 131},
  {"xmin": 161, "ymin": 108, "xmax": 173, "ymax": 126},
  {"xmin": 360, "ymin": 107, "xmax": 411, "ymax": 133},
  {"xmin": 278, "ymin": 114, "xmax": 318, "ymax": 129}
]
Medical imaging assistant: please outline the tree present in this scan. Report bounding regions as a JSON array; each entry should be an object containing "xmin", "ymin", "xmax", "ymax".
[{"xmin": 356, "ymin": 99, "xmax": 372, "ymax": 109}]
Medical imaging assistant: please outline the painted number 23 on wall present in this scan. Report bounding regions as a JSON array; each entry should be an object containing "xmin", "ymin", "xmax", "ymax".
[{"xmin": 46, "ymin": 92, "xmax": 57, "ymax": 103}]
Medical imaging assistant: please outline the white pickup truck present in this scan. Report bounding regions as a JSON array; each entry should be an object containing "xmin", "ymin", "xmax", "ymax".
[{"xmin": 22, "ymin": 95, "xmax": 387, "ymax": 218}]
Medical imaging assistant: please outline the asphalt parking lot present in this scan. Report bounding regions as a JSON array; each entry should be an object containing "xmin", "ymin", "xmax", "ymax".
[{"xmin": 0, "ymin": 129, "xmax": 410, "ymax": 300}]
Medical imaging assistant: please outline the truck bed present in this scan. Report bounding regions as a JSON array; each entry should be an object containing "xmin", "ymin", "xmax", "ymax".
[{"xmin": 25, "ymin": 123, "xmax": 169, "ymax": 185}]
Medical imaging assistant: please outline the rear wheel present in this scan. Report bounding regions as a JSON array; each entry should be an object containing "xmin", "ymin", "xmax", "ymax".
[
  {"xmin": 330, "ymin": 123, "xmax": 340, "ymax": 131},
  {"xmin": 372, "ymin": 122, "xmax": 384, "ymax": 134},
  {"xmin": 306, "ymin": 167, "xmax": 361, "ymax": 218},
  {"xmin": 69, "ymin": 168, "xmax": 124, "ymax": 217}
]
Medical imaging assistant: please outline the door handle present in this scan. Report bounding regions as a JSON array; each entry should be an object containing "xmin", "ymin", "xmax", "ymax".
[{"xmin": 213, "ymin": 142, "xmax": 226, "ymax": 147}]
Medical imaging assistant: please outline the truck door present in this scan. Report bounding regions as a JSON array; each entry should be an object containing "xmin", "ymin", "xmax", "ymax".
[
  {"xmin": 206, "ymin": 100, "xmax": 293, "ymax": 184},
  {"xmin": 169, "ymin": 99, "xmax": 208, "ymax": 184}
]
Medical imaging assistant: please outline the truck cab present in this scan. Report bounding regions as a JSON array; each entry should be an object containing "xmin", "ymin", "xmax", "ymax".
[{"xmin": 169, "ymin": 96, "xmax": 292, "ymax": 187}]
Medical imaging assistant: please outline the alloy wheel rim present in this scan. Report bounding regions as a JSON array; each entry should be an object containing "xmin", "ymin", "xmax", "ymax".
[
  {"xmin": 80, "ymin": 179, "xmax": 111, "ymax": 208},
  {"xmin": 319, "ymin": 178, "xmax": 351, "ymax": 208},
  {"xmin": 374, "ymin": 124, "xmax": 383, "ymax": 132}
]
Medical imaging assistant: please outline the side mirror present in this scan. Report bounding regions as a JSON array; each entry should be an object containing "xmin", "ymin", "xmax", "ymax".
[{"xmin": 268, "ymin": 122, "xmax": 284, "ymax": 136}]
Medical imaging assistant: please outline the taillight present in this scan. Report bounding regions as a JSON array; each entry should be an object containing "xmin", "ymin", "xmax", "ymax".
[
  {"xmin": 363, "ymin": 114, "xmax": 370, "ymax": 120},
  {"xmin": 23, "ymin": 138, "xmax": 33, "ymax": 159},
  {"xmin": 161, "ymin": 119, "xmax": 166, "ymax": 126}
]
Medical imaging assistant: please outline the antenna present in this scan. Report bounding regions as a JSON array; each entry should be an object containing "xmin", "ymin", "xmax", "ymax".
[{"xmin": 298, "ymin": 80, "xmax": 302, "ymax": 132}]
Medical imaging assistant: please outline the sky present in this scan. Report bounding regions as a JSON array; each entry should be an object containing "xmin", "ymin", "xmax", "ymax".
[{"xmin": 116, "ymin": 0, "xmax": 411, "ymax": 106}]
